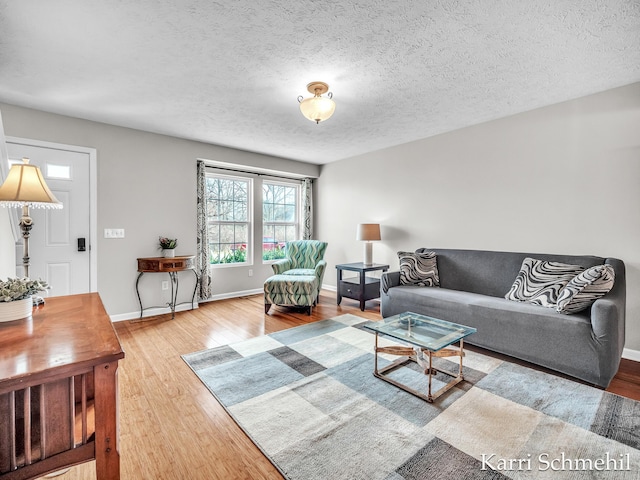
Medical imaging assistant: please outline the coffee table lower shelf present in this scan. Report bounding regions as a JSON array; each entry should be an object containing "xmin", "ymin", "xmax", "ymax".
[{"xmin": 374, "ymin": 334, "xmax": 466, "ymax": 403}]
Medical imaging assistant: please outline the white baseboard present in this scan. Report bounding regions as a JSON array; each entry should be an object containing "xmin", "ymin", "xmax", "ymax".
[
  {"xmin": 203, "ymin": 288, "xmax": 263, "ymax": 302},
  {"xmin": 110, "ymin": 302, "xmax": 198, "ymax": 322},
  {"xmin": 622, "ymin": 348, "xmax": 640, "ymax": 362},
  {"xmin": 109, "ymin": 288, "xmax": 263, "ymax": 322}
]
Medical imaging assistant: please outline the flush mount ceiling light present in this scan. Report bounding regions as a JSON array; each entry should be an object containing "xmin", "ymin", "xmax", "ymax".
[{"xmin": 297, "ymin": 82, "xmax": 335, "ymax": 124}]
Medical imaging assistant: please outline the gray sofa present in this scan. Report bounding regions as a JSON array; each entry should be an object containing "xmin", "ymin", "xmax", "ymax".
[{"xmin": 380, "ymin": 248, "xmax": 626, "ymax": 388}]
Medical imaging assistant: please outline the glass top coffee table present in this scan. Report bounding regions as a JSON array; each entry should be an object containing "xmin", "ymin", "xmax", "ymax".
[{"xmin": 364, "ymin": 312, "xmax": 477, "ymax": 402}]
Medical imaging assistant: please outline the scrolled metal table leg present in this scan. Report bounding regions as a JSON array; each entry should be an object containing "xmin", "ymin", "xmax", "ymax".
[
  {"xmin": 169, "ymin": 272, "xmax": 178, "ymax": 319},
  {"xmin": 190, "ymin": 268, "xmax": 199, "ymax": 309},
  {"xmin": 135, "ymin": 272, "xmax": 145, "ymax": 318}
]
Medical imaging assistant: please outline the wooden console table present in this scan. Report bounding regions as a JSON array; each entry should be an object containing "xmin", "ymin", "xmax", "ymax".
[
  {"xmin": 136, "ymin": 256, "xmax": 198, "ymax": 319},
  {"xmin": 0, "ymin": 293, "xmax": 125, "ymax": 480}
]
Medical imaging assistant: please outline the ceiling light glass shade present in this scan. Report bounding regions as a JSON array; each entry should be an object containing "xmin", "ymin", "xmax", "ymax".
[
  {"xmin": 299, "ymin": 95, "xmax": 336, "ymax": 124},
  {"xmin": 298, "ymin": 81, "xmax": 336, "ymax": 124},
  {"xmin": 0, "ymin": 158, "xmax": 62, "ymax": 208}
]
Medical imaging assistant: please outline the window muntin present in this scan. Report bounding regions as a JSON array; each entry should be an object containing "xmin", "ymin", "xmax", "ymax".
[
  {"xmin": 206, "ymin": 174, "xmax": 251, "ymax": 265},
  {"xmin": 262, "ymin": 181, "xmax": 299, "ymax": 261}
]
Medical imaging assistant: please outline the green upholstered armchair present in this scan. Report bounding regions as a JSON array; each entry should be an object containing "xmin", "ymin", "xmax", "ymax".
[{"xmin": 271, "ymin": 240, "xmax": 328, "ymax": 299}]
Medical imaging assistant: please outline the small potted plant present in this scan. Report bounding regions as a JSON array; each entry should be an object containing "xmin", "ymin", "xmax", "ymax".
[
  {"xmin": 0, "ymin": 277, "xmax": 49, "ymax": 322},
  {"xmin": 159, "ymin": 237, "xmax": 178, "ymax": 258}
]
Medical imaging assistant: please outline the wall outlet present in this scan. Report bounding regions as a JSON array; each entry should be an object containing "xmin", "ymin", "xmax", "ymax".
[
  {"xmin": 248, "ymin": 269, "xmax": 253, "ymax": 277},
  {"xmin": 161, "ymin": 281, "xmax": 169, "ymax": 290}
]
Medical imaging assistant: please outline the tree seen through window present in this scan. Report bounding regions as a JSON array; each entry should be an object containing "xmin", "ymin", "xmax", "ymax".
[
  {"xmin": 206, "ymin": 175, "xmax": 250, "ymax": 264},
  {"xmin": 263, "ymin": 182, "xmax": 299, "ymax": 261},
  {"xmin": 205, "ymin": 173, "xmax": 301, "ymax": 265}
]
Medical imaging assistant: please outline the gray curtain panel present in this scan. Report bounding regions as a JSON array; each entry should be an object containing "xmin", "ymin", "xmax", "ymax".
[
  {"xmin": 196, "ymin": 161, "xmax": 212, "ymax": 300},
  {"xmin": 302, "ymin": 178, "xmax": 313, "ymax": 240}
]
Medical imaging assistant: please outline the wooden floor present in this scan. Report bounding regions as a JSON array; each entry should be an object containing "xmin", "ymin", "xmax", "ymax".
[{"xmin": 54, "ymin": 291, "xmax": 640, "ymax": 480}]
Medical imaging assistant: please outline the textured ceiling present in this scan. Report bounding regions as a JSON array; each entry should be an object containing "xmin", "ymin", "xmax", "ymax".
[{"xmin": 0, "ymin": 1, "xmax": 638, "ymax": 164}]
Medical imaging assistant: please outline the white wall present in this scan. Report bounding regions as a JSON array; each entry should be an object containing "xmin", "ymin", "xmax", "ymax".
[
  {"xmin": 316, "ymin": 82, "xmax": 640, "ymax": 351},
  {"xmin": 0, "ymin": 111, "xmax": 15, "ymax": 277},
  {"xmin": 0, "ymin": 103, "xmax": 319, "ymax": 318}
]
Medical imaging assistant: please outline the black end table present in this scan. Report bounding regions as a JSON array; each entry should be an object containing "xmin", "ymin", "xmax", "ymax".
[{"xmin": 336, "ymin": 262, "xmax": 390, "ymax": 311}]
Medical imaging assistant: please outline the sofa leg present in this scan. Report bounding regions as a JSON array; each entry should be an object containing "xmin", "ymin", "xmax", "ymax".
[
  {"xmin": 306, "ymin": 306, "xmax": 312, "ymax": 316},
  {"xmin": 265, "ymin": 303, "xmax": 271, "ymax": 314}
]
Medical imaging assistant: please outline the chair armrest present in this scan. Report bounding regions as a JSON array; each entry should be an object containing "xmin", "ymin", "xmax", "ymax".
[
  {"xmin": 272, "ymin": 259, "xmax": 292, "ymax": 274},
  {"xmin": 381, "ymin": 271, "xmax": 401, "ymax": 294},
  {"xmin": 315, "ymin": 260, "xmax": 328, "ymax": 285}
]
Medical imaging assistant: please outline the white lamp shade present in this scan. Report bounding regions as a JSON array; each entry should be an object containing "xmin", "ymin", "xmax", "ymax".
[
  {"xmin": 0, "ymin": 158, "xmax": 62, "ymax": 208},
  {"xmin": 356, "ymin": 223, "xmax": 381, "ymax": 241},
  {"xmin": 299, "ymin": 95, "xmax": 336, "ymax": 123}
]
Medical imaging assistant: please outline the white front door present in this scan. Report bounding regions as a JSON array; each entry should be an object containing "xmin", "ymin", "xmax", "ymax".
[{"xmin": 6, "ymin": 139, "xmax": 95, "ymax": 297}]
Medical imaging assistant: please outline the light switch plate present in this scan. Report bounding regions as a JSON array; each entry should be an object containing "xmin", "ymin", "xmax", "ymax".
[{"xmin": 104, "ymin": 228, "xmax": 125, "ymax": 238}]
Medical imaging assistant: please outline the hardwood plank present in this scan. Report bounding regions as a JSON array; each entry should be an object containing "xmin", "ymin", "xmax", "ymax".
[
  {"xmin": 53, "ymin": 291, "xmax": 639, "ymax": 480},
  {"xmin": 607, "ymin": 358, "xmax": 640, "ymax": 399}
]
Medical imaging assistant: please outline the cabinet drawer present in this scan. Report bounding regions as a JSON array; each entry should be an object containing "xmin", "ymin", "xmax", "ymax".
[{"xmin": 339, "ymin": 281, "xmax": 362, "ymax": 298}]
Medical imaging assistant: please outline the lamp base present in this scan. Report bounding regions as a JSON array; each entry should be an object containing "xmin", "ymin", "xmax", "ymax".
[
  {"xmin": 20, "ymin": 205, "xmax": 33, "ymax": 279},
  {"xmin": 363, "ymin": 242, "xmax": 373, "ymax": 266}
]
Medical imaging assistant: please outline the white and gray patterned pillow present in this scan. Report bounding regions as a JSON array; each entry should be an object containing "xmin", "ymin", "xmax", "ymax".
[
  {"xmin": 556, "ymin": 264, "xmax": 615, "ymax": 314},
  {"xmin": 398, "ymin": 251, "xmax": 439, "ymax": 287},
  {"xmin": 505, "ymin": 257, "xmax": 584, "ymax": 307}
]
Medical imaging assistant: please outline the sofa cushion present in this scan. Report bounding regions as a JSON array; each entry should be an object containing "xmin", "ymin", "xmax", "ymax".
[
  {"xmin": 505, "ymin": 257, "xmax": 584, "ymax": 307},
  {"xmin": 556, "ymin": 264, "xmax": 615, "ymax": 314},
  {"xmin": 381, "ymin": 284, "xmax": 596, "ymax": 379},
  {"xmin": 398, "ymin": 251, "xmax": 439, "ymax": 287}
]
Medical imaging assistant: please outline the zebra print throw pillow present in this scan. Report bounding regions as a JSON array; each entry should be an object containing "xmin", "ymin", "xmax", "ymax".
[
  {"xmin": 556, "ymin": 264, "xmax": 615, "ymax": 314},
  {"xmin": 398, "ymin": 251, "xmax": 440, "ymax": 287},
  {"xmin": 505, "ymin": 257, "xmax": 584, "ymax": 308}
]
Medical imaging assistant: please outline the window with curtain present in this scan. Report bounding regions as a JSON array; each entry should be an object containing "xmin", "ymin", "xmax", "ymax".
[
  {"xmin": 206, "ymin": 173, "xmax": 252, "ymax": 265},
  {"xmin": 262, "ymin": 181, "xmax": 300, "ymax": 261}
]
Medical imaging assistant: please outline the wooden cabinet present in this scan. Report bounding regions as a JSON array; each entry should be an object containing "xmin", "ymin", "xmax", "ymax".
[
  {"xmin": 336, "ymin": 262, "xmax": 389, "ymax": 311},
  {"xmin": 0, "ymin": 293, "xmax": 124, "ymax": 480}
]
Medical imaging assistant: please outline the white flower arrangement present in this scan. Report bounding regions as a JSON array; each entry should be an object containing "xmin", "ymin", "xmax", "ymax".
[{"xmin": 0, "ymin": 277, "xmax": 49, "ymax": 302}]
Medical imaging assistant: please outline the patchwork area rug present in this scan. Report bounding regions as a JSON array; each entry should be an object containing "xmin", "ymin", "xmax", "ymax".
[{"xmin": 182, "ymin": 314, "xmax": 640, "ymax": 479}]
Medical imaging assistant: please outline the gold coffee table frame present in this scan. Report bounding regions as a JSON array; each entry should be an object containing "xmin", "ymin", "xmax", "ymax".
[
  {"xmin": 373, "ymin": 334, "xmax": 465, "ymax": 403},
  {"xmin": 365, "ymin": 312, "xmax": 476, "ymax": 403}
]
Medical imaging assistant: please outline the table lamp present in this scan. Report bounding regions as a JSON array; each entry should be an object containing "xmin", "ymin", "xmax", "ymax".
[
  {"xmin": 356, "ymin": 223, "xmax": 381, "ymax": 266},
  {"xmin": 0, "ymin": 157, "xmax": 63, "ymax": 278}
]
